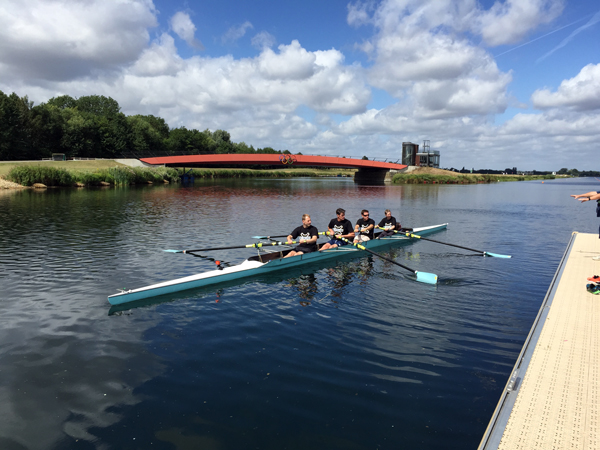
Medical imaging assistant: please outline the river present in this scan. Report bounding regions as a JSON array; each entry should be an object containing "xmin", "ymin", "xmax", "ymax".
[{"xmin": 0, "ymin": 177, "xmax": 598, "ymax": 450}]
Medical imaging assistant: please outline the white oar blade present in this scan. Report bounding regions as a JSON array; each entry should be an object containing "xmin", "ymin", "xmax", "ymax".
[
  {"xmin": 163, "ymin": 249, "xmax": 183, "ymax": 253},
  {"xmin": 251, "ymin": 236, "xmax": 268, "ymax": 239},
  {"xmin": 484, "ymin": 252, "xmax": 511, "ymax": 258},
  {"xmin": 415, "ymin": 271, "xmax": 438, "ymax": 284}
]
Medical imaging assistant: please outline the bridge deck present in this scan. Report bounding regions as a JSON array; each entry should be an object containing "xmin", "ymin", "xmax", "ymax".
[{"xmin": 140, "ymin": 154, "xmax": 407, "ymax": 170}]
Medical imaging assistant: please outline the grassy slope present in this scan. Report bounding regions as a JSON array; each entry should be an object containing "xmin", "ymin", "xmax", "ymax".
[
  {"xmin": 403, "ymin": 166, "xmax": 550, "ymax": 181},
  {"xmin": 0, "ymin": 160, "xmax": 357, "ymax": 178},
  {"xmin": 0, "ymin": 160, "xmax": 127, "ymax": 177}
]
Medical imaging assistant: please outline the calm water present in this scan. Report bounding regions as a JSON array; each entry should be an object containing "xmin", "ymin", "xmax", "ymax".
[{"xmin": 1, "ymin": 177, "xmax": 598, "ymax": 450}]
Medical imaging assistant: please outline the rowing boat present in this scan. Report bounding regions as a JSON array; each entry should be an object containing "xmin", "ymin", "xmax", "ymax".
[{"xmin": 107, "ymin": 223, "xmax": 448, "ymax": 306}]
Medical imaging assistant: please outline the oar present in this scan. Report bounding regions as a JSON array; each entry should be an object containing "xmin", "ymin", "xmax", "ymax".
[
  {"xmin": 164, "ymin": 241, "xmax": 301, "ymax": 254},
  {"xmin": 382, "ymin": 228, "xmax": 511, "ymax": 258},
  {"xmin": 340, "ymin": 237, "xmax": 438, "ymax": 284},
  {"xmin": 251, "ymin": 232, "xmax": 329, "ymax": 239}
]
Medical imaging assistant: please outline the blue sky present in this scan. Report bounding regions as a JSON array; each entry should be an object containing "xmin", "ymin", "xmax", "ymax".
[{"xmin": 1, "ymin": 0, "xmax": 599, "ymax": 170}]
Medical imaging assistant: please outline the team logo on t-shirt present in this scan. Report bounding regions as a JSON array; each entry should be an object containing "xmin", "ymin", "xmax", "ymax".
[
  {"xmin": 300, "ymin": 232, "xmax": 311, "ymax": 240},
  {"xmin": 333, "ymin": 224, "xmax": 344, "ymax": 234}
]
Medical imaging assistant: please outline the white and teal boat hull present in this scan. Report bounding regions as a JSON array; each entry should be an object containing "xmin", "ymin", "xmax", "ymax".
[{"xmin": 108, "ymin": 223, "xmax": 447, "ymax": 306}]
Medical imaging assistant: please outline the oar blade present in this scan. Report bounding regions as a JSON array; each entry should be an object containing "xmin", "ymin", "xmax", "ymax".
[
  {"xmin": 415, "ymin": 271, "xmax": 438, "ymax": 285},
  {"xmin": 163, "ymin": 249, "xmax": 183, "ymax": 253},
  {"xmin": 484, "ymin": 252, "xmax": 512, "ymax": 258}
]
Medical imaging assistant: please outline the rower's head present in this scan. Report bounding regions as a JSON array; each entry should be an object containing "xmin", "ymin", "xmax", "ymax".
[
  {"xmin": 384, "ymin": 209, "xmax": 392, "ymax": 218},
  {"xmin": 336, "ymin": 208, "xmax": 345, "ymax": 220},
  {"xmin": 302, "ymin": 214, "xmax": 311, "ymax": 227},
  {"xmin": 361, "ymin": 209, "xmax": 369, "ymax": 219}
]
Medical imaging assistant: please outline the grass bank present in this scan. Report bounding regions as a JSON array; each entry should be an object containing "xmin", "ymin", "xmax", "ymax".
[
  {"xmin": 0, "ymin": 159, "xmax": 127, "ymax": 178},
  {"xmin": 0, "ymin": 160, "xmax": 355, "ymax": 187},
  {"xmin": 6, "ymin": 165, "xmax": 180, "ymax": 187},
  {"xmin": 392, "ymin": 171, "xmax": 555, "ymax": 184}
]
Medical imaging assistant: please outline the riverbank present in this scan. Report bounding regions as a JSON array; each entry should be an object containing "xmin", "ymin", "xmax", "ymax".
[
  {"xmin": 0, "ymin": 160, "xmax": 356, "ymax": 188},
  {"xmin": 392, "ymin": 167, "xmax": 555, "ymax": 183},
  {"xmin": 0, "ymin": 160, "xmax": 556, "ymax": 188}
]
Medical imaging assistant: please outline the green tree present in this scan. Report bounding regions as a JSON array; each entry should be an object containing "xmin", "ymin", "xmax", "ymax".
[
  {"xmin": 167, "ymin": 127, "xmax": 216, "ymax": 155},
  {"xmin": 30, "ymin": 104, "xmax": 66, "ymax": 158},
  {"xmin": 259, "ymin": 147, "xmax": 280, "ymax": 154},
  {"xmin": 212, "ymin": 129, "xmax": 233, "ymax": 154},
  {"xmin": 127, "ymin": 115, "xmax": 167, "ymax": 155},
  {"xmin": 132, "ymin": 115, "xmax": 170, "ymax": 140},
  {"xmin": 0, "ymin": 91, "xmax": 34, "ymax": 160},
  {"xmin": 76, "ymin": 95, "xmax": 121, "ymax": 116},
  {"xmin": 46, "ymin": 95, "xmax": 77, "ymax": 110},
  {"xmin": 557, "ymin": 168, "xmax": 569, "ymax": 175}
]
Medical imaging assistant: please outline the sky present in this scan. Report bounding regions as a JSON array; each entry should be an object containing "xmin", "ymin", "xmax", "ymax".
[{"xmin": 1, "ymin": 0, "xmax": 599, "ymax": 171}]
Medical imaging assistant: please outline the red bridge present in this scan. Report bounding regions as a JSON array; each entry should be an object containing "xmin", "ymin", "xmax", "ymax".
[{"xmin": 141, "ymin": 154, "xmax": 407, "ymax": 183}]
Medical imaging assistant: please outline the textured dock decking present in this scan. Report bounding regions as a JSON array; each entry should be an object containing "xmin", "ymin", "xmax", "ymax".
[{"xmin": 480, "ymin": 232, "xmax": 600, "ymax": 450}]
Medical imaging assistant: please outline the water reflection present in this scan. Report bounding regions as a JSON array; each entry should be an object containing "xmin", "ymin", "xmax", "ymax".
[{"xmin": 1, "ymin": 178, "xmax": 599, "ymax": 449}]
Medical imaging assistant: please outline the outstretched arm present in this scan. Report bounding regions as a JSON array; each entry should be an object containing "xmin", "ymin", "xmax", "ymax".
[
  {"xmin": 571, "ymin": 191, "xmax": 598, "ymax": 199},
  {"xmin": 580, "ymin": 193, "xmax": 600, "ymax": 202}
]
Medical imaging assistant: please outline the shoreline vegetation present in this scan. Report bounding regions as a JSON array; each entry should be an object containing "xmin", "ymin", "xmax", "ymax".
[
  {"xmin": 391, "ymin": 167, "xmax": 556, "ymax": 183},
  {"xmin": 0, "ymin": 161, "xmax": 557, "ymax": 190},
  {"xmin": 0, "ymin": 161, "xmax": 356, "ymax": 189}
]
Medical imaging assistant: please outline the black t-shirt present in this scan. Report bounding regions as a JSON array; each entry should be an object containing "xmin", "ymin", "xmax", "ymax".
[
  {"xmin": 290, "ymin": 225, "xmax": 319, "ymax": 252},
  {"xmin": 355, "ymin": 218, "xmax": 375, "ymax": 239},
  {"xmin": 378, "ymin": 216, "xmax": 398, "ymax": 230},
  {"xmin": 327, "ymin": 218, "xmax": 353, "ymax": 237}
]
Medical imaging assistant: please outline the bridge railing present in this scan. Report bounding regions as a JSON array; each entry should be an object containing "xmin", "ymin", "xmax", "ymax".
[{"xmin": 121, "ymin": 150, "xmax": 402, "ymax": 165}]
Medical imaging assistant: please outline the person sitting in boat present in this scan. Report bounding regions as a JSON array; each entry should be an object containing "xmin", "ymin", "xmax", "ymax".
[
  {"xmin": 375, "ymin": 209, "xmax": 399, "ymax": 239},
  {"xmin": 319, "ymin": 208, "xmax": 355, "ymax": 251},
  {"xmin": 354, "ymin": 210, "xmax": 375, "ymax": 243},
  {"xmin": 284, "ymin": 214, "xmax": 319, "ymax": 258}
]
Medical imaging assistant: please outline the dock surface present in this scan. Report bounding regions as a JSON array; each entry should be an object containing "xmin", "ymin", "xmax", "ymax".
[{"xmin": 480, "ymin": 232, "xmax": 600, "ymax": 450}]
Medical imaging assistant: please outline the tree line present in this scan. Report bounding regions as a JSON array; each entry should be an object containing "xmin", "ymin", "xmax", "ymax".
[{"xmin": 0, "ymin": 90, "xmax": 285, "ymax": 161}]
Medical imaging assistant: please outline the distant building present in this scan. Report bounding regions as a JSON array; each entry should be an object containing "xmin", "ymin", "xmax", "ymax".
[
  {"xmin": 402, "ymin": 140, "xmax": 440, "ymax": 168},
  {"xmin": 402, "ymin": 142, "xmax": 419, "ymax": 166}
]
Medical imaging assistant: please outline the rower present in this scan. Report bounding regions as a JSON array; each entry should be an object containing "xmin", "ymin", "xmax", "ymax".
[
  {"xmin": 354, "ymin": 209, "xmax": 375, "ymax": 243},
  {"xmin": 319, "ymin": 208, "xmax": 355, "ymax": 251},
  {"xmin": 284, "ymin": 214, "xmax": 319, "ymax": 258},
  {"xmin": 375, "ymin": 209, "xmax": 399, "ymax": 239}
]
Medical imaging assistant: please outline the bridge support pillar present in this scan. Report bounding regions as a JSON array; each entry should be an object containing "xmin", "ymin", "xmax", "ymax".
[{"xmin": 354, "ymin": 168, "xmax": 391, "ymax": 184}]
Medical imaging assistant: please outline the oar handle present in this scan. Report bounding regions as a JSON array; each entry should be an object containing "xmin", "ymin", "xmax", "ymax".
[
  {"xmin": 171, "ymin": 241, "xmax": 301, "ymax": 254},
  {"xmin": 252, "ymin": 232, "xmax": 329, "ymax": 239}
]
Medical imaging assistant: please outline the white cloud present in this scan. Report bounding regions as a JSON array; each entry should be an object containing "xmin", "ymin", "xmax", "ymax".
[
  {"xmin": 2, "ymin": 0, "xmax": 600, "ymax": 171},
  {"xmin": 258, "ymin": 40, "xmax": 317, "ymax": 80},
  {"xmin": 251, "ymin": 31, "xmax": 276, "ymax": 50},
  {"xmin": 532, "ymin": 64, "xmax": 600, "ymax": 111},
  {"xmin": 222, "ymin": 21, "xmax": 254, "ymax": 44},
  {"xmin": 476, "ymin": 0, "xmax": 564, "ymax": 46},
  {"xmin": 130, "ymin": 33, "xmax": 183, "ymax": 77},
  {"xmin": 354, "ymin": 0, "xmax": 512, "ymax": 118},
  {"xmin": 170, "ymin": 11, "xmax": 204, "ymax": 50},
  {"xmin": 0, "ymin": 0, "xmax": 157, "ymax": 82}
]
